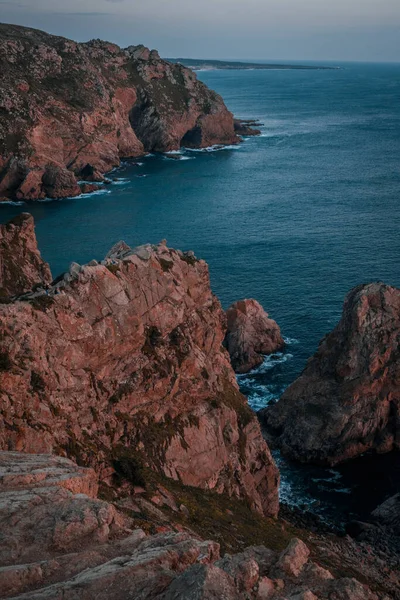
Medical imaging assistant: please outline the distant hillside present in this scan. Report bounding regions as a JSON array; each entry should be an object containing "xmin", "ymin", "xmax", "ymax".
[{"xmin": 166, "ymin": 58, "xmax": 338, "ymax": 71}]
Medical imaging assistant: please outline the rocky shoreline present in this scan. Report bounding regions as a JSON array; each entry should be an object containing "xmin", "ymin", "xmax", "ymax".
[
  {"xmin": 0, "ymin": 22, "xmax": 399, "ymax": 598},
  {"xmin": 0, "ymin": 24, "xmax": 260, "ymax": 204},
  {"xmin": 0, "ymin": 213, "xmax": 399, "ymax": 598}
]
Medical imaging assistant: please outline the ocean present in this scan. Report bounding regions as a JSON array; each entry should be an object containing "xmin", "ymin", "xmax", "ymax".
[{"xmin": 2, "ymin": 61, "xmax": 400, "ymax": 527}]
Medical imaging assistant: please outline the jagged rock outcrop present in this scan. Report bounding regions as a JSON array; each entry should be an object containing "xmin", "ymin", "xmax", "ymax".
[
  {"xmin": 372, "ymin": 493, "xmax": 400, "ymax": 534},
  {"xmin": 0, "ymin": 451, "xmax": 378, "ymax": 600},
  {"xmin": 0, "ymin": 213, "xmax": 51, "ymax": 298},
  {"xmin": 225, "ymin": 299, "xmax": 285, "ymax": 373},
  {"xmin": 0, "ymin": 216, "xmax": 279, "ymax": 517},
  {"xmin": 260, "ymin": 283, "xmax": 400, "ymax": 465},
  {"xmin": 0, "ymin": 23, "xmax": 242, "ymax": 201},
  {"xmin": 234, "ymin": 119, "xmax": 262, "ymax": 137}
]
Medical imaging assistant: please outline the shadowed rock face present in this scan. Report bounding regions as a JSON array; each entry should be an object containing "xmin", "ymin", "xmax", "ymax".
[
  {"xmin": 0, "ymin": 217, "xmax": 279, "ymax": 517},
  {"xmin": 0, "ymin": 213, "xmax": 52, "ymax": 298},
  {"xmin": 0, "ymin": 451, "xmax": 378, "ymax": 600},
  {"xmin": 260, "ymin": 283, "xmax": 400, "ymax": 466},
  {"xmin": 0, "ymin": 23, "xmax": 239, "ymax": 201},
  {"xmin": 372, "ymin": 493, "xmax": 400, "ymax": 534},
  {"xmin": 225, "ymin": 299, "xmax": 285, "ymax": 374}
]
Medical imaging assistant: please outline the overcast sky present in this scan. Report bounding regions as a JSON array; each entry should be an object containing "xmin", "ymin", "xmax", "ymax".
[{"xmin": 1, "ymin": 0, "xmax": 399, "ymax": 62}]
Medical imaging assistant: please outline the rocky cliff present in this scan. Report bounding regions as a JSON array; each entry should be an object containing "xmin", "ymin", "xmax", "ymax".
[
  {"xmin": 0, "ymin": 213, "xmax": 51, "ymax": 298},
  {"xmin": 0, "ymin": 216, "xmax": 279, "ymax": 517},
  {"xmin": 260, "ymin": 283, "xmax": 400, "ymax": 466},
  {"xmin": 0, "ymin": 23, "xmax": 241, "ymax": 201},
  {"xmin": 0, "ymin": 451, "xmax": 379, "ymax": 600}
]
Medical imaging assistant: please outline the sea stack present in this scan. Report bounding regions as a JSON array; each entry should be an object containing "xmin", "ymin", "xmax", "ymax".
[
  {"xmin": 260, "ymin": 282, "xmax": 400, "ymax": 466},
  {"xmin": 225, "ymin": 299, "xmax": 285, "ymax": 374}
]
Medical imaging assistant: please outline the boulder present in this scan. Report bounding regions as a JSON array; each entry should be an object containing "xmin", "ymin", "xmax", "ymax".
[
  {"xmin": 42, "ymin": 164, "xmax": 81, "ymax": 198},
  {"xmin": 225, "ymin": 299, "xmax": 284, "ymax": 373},
  {"xmin": 163, "ymin": 564, "xmax": 240, "ymax": 600},
  {"xmin": 276, "ymin": 538, "xmax": 310, "ymax": 577}
]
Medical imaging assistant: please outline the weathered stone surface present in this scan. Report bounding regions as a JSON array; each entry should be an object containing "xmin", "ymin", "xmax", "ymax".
[
  {"xmin": 0, "ymin": 452, "xmax": 380, "ymax": 600},
  {"xmin": 0, "ymin": 452, "xmax": 220, "ymax": 599},
  {"xmin": 225, "ymin": 299, "xmax": 284, "ymax": 373},
  {"xmin": 15, "ymin": 169, "xmax": 45, "ymax": 201},
  {"xmin": 277, "ymin": 538, "xmax": 310, "ymax": 577},
  {"xmin": 41, "ymin": 164, "xmax": 81, "ymax": 199},
  {"xmin": 261, "ymin": 283, "xmax": 400, "ymax": 465},
  {"xmin": 0, "ymin": 452, "xmax": 119, "ymax": 568},
  {"xmin": 0, "ymin": 23, "xmax": 239, "ymax": 201},
  {"xmin": 163, "ymin": 564, "xmax": 240, "ymax": 599},
  {"xmin": 0, "ymin": 221, "xmax": 279, "ymax": 517},
  {"xmin": 0, "ymin": 213, "xmax": 52, "ymax": 298}
]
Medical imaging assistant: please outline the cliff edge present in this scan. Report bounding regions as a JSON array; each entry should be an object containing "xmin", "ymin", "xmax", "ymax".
[
  {"xmin": 0, "ymin": 215, "xmax": 279, "ymax": 517},
  {"xmin": 0, "ymin": 23, "xmax": 241, "ymax": 201}
]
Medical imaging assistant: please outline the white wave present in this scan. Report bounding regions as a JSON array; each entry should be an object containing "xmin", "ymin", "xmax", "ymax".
[
  {"xmin": 278, "ymin": 477, "xmax": 295, "ymax": 505},
  {"xmin": 135, "ymin": 174, "xmax": 148, "ymax": 178},
  {"xmin": 185, "ymin": 144, "xmax": 241, "ymax": 153},
  {"xmin": 283, "ymin": 336, "xmax": 300, "ymax": 345},
  {"xmin": 254, "ymin": 352, "xmax": 293, "ymax": 374},
  {"xmin": 0, "ymin": 200, "xmax": 25, "ymax": 206},
  {"xmin": 77, "ymin": 189, "xmax": 112, "ymax": 199},
  {"xmin": 311, "ymin": 474, "xmax": 341, "ymax": 484},
  {"xmin": 111, "ymin": 178, "xmax": 130, "ymax": 185},
  {"xmin": 327, "ymin": 469, "xmax": 343, "ymax": 481},
  {"xmin": 237, "ymin": 353, "xmax": 293, "ymax": 379},
  {"xmin": 162, "ymin": 155, "xmax": 194, "ymax": 162},
  {"xmin": 164, "ymin": 150, "xmax": 184, "ymax": 155},
  {"xmin": 332, "ymin": 487, "xmax": 352, "ymax": 494},
  {"xmin": 246, "ymin": 389, "xmax": 277, "ymax": 411},
  {"xmin": 259, "ymin": 132, "xmax": 293, "ymax": 139}
]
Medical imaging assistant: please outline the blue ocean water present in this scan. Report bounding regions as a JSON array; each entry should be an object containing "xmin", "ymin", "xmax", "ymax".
[{"xmin": 2, "ymin": 61, "xmax": 400, "ymax": 526}]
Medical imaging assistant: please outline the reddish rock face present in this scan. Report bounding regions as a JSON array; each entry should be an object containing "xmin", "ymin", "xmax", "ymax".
[
  {"xmin": 0, "ymin": 451, "xmax": 219, "ymax": 599},
  {"xmin": 260, "ymin": 283, "xmax": 400, "ymax": 466},
  {"xmin": 0, "ymin": 224, "xmax": 279, "ymax": 517},
  {"xmin": 225, "ymin": 299, "xmax": 285, "ymax": 373},
  {"xmin": 0, "ymin": 213, "xmax": 52, "ymax": 298},
  {"xmin": 0, "ymin": 23, "xmax": 239, "ymax": 201},
  {"xmin": 0, "ymin": 451, "xmax": 378, "ymax": 600}
]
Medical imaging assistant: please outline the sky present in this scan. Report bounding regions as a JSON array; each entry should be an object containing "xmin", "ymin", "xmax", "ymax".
[{"xmin": 0, "ymin": 0, "xmax": 399, "ymax": 62}]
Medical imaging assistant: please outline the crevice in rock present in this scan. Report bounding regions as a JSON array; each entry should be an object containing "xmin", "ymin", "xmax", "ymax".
[
  {"xmin": 180, "ymin": 125, "xmax": 203, "ymax": 148},
  {"xmin": 129, "ymin": 93, "xmax": 156, "ymax": 152}
]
